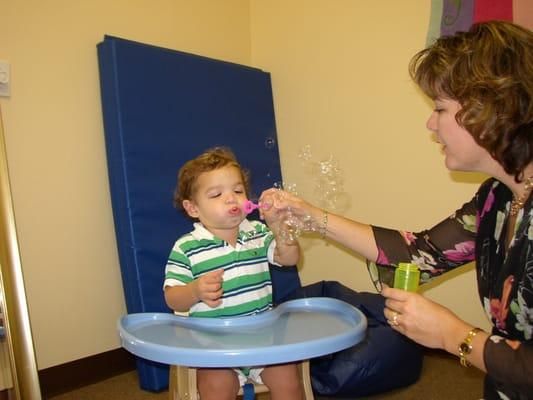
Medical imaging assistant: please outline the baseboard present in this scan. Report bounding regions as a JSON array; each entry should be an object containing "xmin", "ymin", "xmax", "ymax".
[{"xmin": 39, "ymin": 348, "xmax": 136, "ymax": 398}]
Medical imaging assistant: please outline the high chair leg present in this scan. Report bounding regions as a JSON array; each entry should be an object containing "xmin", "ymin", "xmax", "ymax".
[
  {"xmin": 169, "ymin": 365, "xmax": 198, "ymax": 400},
  {"xmin": 300, "ymin": 360, "xmax": 314, "ymax": 400}
]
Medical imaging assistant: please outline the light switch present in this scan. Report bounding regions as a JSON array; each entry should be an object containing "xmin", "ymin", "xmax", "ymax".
[{"xmin": 0, "ymin": 61, "xmax": 11, "ymax": 97}]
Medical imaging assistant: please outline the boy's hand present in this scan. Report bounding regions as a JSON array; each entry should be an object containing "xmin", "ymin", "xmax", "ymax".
[{"xmin": 192, "ymin": 269, "xmax": 224, "ymax": 308}]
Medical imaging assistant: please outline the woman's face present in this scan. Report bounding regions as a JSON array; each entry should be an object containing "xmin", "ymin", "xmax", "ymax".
[{"xmin": 426, "ymin": 98, "xmax": 493, "ymax": 173}]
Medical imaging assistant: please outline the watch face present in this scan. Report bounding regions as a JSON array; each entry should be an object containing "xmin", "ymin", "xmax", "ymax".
[{"xmin": 459, "ymin": 343, "xmax": 471, "ymax": 354}]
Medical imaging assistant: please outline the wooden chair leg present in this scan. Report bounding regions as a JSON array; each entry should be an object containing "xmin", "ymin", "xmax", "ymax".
[
  {"xmin": 300, "ymin": 360, "xmax": 314, "ymax": 400},
  {"xmin": 187, "ymin": 368, "xmax": 198, "ymax": 400},
  {"xmin": 168, "ymin": 365, "xmax": 198, "ymax": 400},
  {"xmin": 168, "ymin": 365, "xmax": 177, "ymax": 400}
]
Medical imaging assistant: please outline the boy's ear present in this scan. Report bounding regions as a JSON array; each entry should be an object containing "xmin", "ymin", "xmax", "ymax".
[{"xmin": 182, "ymin": 199, "xmax": 199, "ymax": 218}]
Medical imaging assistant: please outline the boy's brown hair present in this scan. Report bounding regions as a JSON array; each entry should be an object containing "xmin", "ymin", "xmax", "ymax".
[{"xmin": 173, "ymin": 147, "xmax": 250, "ymax": 212}]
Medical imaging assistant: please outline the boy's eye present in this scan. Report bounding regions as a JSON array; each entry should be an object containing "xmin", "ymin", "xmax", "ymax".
[
  {"xmin": 208, "ymin": 192, "xmax": 221, "ymax": 198},
  {"xmin": 235, "ymin": 189, "xmax": 244, "ymax": 194}
]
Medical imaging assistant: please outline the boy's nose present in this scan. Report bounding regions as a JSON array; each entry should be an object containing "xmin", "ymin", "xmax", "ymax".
[{"xmin": 225, "ymin": 194, "xmax": 236, "ymax": 204}]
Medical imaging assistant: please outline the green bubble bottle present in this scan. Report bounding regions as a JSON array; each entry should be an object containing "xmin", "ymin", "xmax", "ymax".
[{"xmin": 393, "ymin": 263, "xmax": 420, "ymax": 292}]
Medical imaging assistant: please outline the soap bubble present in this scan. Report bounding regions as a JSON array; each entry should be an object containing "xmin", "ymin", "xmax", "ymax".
[
  {"xmin": 288, "ymin": 145, "xmax": 345, "ymax": 239},
  {"xmin": 267, "ymin": 146, "xmax": 344, "ymax": 244},
  {"xmin": 264, "ymin": 137, "xmax": 276, "ymax": 149},
  {"xmin": 301, "ymin": 214, "xmax": 315, "ymax": 231},
  {"xmin": 309, "ymin": 152, "xmax": 344, "ymax": 211},
  {"xmin": 273, "ymin": 181, "xmax": 283, "ymax": 190},
  {"xmin": 279, "ymin": 212, "xmax": 302, "ymax": 245},
  {"xmin": 271, "ymin": 181, "xmax": 297, "ymax": 195},
  {"xmin": 284, "ymin": 182, "xmax": 298, "ymax": 195},
  {"xmin": 298, "ymin": 144, "xmax": 312, "ymax": 162}
]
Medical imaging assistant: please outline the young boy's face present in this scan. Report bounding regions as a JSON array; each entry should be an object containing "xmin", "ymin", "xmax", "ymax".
[{"xmin": 182, "ymin": 165, "xmax": 248, "ymax": 237}]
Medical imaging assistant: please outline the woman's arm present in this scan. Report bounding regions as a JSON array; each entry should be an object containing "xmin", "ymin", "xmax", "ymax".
[
  {"xmin": 261, "ymin": 187, "xmax": 478, "ymax": 276},
  {"xmin": 319, "ymin": 211, "xmax": 379, "ymax": 261},
  {"xmin": 260, "ymin": 188, "xmax": 379, "ymax": 261},
  {"xmin": 484, "ymin": 337, "xmax": 533, "ymax": 393}
]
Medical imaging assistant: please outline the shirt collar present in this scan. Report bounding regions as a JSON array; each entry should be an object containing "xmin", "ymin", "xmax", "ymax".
[{"xmin": 190, "ymin": 219, "xmax": 256, "ymax": 242}]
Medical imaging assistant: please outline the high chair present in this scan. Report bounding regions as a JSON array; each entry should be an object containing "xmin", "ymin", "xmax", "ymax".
[
  {"xmin": 168, "ymin": 360, "xmax": 314, "ymax": 400},
  {"xmin": 166, "ymin": 264, "xmax": 314, "ymax": 400}
]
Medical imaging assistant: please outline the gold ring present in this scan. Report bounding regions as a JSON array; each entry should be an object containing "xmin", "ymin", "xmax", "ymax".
[{"xmin": 392, "ymin": 312, "xmax": 399, "ymax": 326}]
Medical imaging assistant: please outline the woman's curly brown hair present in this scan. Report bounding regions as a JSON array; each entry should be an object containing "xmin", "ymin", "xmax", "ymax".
[
  {"xmin": 173, "ymin": 147, "xmax": 250, "ymax": 212},
  {"xmin": 409, "ymin": 20, "xmax": 533, "ymax": 182}
]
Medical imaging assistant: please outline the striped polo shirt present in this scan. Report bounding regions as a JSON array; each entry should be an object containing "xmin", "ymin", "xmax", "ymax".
[{"xmin": 164, "ymin": 219, "xmax": 278, "ymax": 318}]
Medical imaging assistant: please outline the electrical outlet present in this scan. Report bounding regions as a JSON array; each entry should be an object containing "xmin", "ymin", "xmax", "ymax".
[{"xmin": 0, "ymin": 61, "xmax": 11, "ymax": 97}]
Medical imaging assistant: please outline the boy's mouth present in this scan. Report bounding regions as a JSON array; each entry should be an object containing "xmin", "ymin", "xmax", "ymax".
[{"xmin": 228, "ymin": 206, "xmax": 241, "ymax": 216}]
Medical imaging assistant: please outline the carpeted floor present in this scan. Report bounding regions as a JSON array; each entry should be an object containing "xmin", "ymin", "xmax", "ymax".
[{"xmin": 47, "ymin": 350, "xmax": 484, "ymax": 400}]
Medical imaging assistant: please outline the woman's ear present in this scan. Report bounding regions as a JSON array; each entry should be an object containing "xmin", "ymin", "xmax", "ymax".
[{"xmin": 182, "ymin": 199, "xmax": 199, "ymax": 218}]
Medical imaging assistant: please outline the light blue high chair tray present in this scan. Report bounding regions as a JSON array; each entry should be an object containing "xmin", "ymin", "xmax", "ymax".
[{"xmin": 118, "ymin": 297, "xmax": 367, "ymax": 367}]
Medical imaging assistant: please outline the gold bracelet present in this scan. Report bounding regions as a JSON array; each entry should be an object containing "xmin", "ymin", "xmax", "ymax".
[
  {"xmin": 320, "ymin": 211, "xmax": 328, "ymax": 238},
  {"xmin": 458, "ymin": 327, "xmax": 481, "ymax": 367}
]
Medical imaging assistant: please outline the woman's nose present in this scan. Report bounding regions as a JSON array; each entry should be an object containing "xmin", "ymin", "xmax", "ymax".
[{"xmin": 426, "ymin": 111, "xmax": 437, "ymax": 132}]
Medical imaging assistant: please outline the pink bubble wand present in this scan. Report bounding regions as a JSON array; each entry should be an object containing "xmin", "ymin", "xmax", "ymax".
[{"xmin": 243, "ymin": 200, "xmax": 269, "ymax": 215}]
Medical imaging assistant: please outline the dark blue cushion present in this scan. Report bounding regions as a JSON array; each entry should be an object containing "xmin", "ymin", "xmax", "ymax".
[{"xmin": 283, "ymin": 281, "xmax": 423, "ymax": 397}]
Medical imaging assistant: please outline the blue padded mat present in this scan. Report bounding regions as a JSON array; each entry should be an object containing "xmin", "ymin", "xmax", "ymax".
[{"xmin": 97, "ymin": 35, "xmax": 300, "ymax": 391}]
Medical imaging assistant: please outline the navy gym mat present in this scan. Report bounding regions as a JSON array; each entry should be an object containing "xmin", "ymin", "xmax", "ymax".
[{"xmin": 97, "ymin": 35, "xmax": 300, "ymax": 391}]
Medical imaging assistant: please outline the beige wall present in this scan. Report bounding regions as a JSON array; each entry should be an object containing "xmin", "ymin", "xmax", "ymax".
[
  {"xmin": 0, "ymin": 0, "xmax": 251, "ymax": 369},
  {"xmin": 0, "ymin": 0, "xmax": 491, "ymax": 370},
  {"xmin": 250, "ymin": 0, "xmax": 491, "ymax": 331}
]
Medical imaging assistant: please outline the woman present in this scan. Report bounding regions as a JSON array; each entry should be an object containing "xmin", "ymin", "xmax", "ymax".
[{"xmin": 261, "ymin": 21, "xmax": 533, "ymax": 399}]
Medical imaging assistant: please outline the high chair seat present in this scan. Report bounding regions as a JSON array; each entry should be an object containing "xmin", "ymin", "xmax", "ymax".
[{"xmin": 168, "ymin": 360, "xmax": 314, "ymax": 399}]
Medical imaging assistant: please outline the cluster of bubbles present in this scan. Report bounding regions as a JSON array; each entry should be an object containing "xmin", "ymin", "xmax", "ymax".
[
  {"xmin": 272, "ymin": 145, "xmax": 343, "ymax": 245},
  {"xmin": 270, "ymin": 182, "xmax": 306, "ymax": 245},
  {"xmin": 298, "ymin": 145, "xmax": 343, "ymax": 211}
]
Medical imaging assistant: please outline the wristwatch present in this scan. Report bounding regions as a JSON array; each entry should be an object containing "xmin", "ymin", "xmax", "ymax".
[{"xmin": 458, "ymin": 327, "xmax": 482, "ymax": 367}]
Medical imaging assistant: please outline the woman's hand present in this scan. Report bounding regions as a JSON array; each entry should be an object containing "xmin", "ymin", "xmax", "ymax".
[
  {"xmin": 381, "ymin": 286, "xmax": 470, "ymax": 353},
  {"xmin": 259, "ymin": 193, "xmax": 286, "ymax": 234},
  {"xmin": 258, "ymin": 188, "xmax": 322, "ymax": 230}
]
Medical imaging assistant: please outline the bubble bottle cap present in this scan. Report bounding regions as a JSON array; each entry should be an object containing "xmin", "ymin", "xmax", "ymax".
[{"xmin": 393, "ymin": 262, "xmax": 420, "ymax": 292}]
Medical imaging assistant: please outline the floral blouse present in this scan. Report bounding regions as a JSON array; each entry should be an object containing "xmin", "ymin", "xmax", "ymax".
[{"xmin": 369, "ymin": 178, "xmax": 533, "ymax": 399}]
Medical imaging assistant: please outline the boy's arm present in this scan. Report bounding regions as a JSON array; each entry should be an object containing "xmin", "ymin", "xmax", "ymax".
[
  {"xmin": 273, "ymin": 237, "xmax": 300, "ymax": 266},
  {"xmin": 164, "ymin": 269, "xmax": 224, "ymax": 312},
  {"xmin": 260, "ymin": 210, "xmax": 301, "ymax": 266},
  {"xmin": 164, "ymin": 284, "xmax": 200, "ymax": 312}
]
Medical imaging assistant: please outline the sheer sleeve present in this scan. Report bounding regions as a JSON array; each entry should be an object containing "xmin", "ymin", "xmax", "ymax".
[
  {"xmin": 368, "ymin": 196, "xmax": 478, "ymax": 287},
  {"xmin": 484, "ymin": 336, "xmax": 533, "ymax": 395}
]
